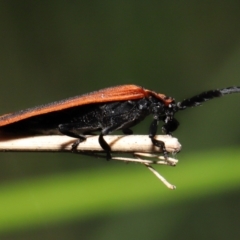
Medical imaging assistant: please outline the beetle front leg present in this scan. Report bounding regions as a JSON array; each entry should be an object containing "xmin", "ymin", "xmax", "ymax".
[{"xmin": 149, "ymin": 119, "xmax": 168, "ymax": 159}]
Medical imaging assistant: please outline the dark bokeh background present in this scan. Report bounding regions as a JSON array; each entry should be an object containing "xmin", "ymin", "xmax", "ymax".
[{"xmin": 0, "ymin": 1, "xmax": 240, "ymax": 239}]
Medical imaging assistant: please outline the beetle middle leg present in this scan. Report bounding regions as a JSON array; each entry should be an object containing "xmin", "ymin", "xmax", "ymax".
[{"xmin": 100, "ymin": 124, "xmax": 130, "ymax": 159}]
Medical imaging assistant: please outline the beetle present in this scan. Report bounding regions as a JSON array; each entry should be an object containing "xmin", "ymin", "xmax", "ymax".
[{"xmin": 0, "ymin": 84, "xmax": 239, "ymax": 159}]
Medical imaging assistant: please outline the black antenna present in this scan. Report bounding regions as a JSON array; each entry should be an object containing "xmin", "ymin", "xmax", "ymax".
[{"xmin": 177, "ymin": 86, "xmax": 240, "ymax": 110}]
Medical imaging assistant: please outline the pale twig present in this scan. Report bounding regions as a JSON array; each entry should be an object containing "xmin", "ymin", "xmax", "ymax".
[
  {"xmin": 0, "ymin": 134, "xmax": 181, "ymax": 189},
  {"xmin": 0, "ymin": 134, "xmax": 181, "ymax": 153},
  {"xmin": 144, "ymin": 164, "xmax": 176, "ymax": 190}
]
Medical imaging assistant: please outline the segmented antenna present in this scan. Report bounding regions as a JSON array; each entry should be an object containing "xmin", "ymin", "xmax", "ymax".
[{"xmin": 177, "ymin": 86, "xmax": 240, "ymax": 109}]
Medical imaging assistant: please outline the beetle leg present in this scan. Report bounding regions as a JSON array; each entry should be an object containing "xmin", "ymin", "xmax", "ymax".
[
  {"xmin": 150, "ymin": 138, "xmax": 168, "ymax": 159},
  {"xmin": 98, "ymin": 133, "xmax": 111, "ymax": 160},
  {"xmin": 122, "ymin": 128, "xmax": 133, "ymax": 134},
  {"xmin": 58, "ymin": 124, "xmax": 86, "ymax": 151},
  {"xmin": 149, "ymin": 119, "xmax": 168, "ymax": 158},
  {"xmin": 100, "ymin": 124, "xmax": 129, "ymax": 159}
]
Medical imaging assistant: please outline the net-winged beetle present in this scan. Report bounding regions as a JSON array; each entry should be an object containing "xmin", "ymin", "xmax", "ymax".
[{"xmin": 0, "ymin": 84, "xmax": 239, "ymax": 159}]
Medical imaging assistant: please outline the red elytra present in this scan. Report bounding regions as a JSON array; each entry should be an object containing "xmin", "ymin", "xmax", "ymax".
[{"xmin": 0, "ymin": 85, "xmax": 173, "ymax": 126}]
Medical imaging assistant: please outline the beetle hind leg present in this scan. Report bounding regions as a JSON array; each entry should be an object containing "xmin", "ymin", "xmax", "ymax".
[{"xmin": 58, "ymin": 124, "xmax": 86, "ymax": 151}]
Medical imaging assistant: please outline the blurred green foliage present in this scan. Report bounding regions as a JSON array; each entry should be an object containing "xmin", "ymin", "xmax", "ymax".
[
  {"xmin": 1, "ymin": 148, "xmax": 240, "ymax": 239},
  {"xmin": 0, "ymin": 1, "xmax": 240, "ymax": 239}
]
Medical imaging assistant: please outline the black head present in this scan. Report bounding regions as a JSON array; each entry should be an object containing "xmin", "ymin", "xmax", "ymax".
[{"xmin": 161, "ymin": 86, "xmax": 240, "ymax": 135}]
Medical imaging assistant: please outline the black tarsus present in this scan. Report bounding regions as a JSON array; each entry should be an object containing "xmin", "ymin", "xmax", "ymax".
[
  {"xmin": 149, "ymin": 119, "xmax": 169, "ymax": 159},
  {"xmin": 177, "ymin": 86, "xmax": 240, "ymax": 109},
  {"xmin": 98, "ymin": 134, "xmax": 112, "ymax": 160},
  {"xmin": 58, "ymin": 123, "xmax": 87, "ymax": 151}
]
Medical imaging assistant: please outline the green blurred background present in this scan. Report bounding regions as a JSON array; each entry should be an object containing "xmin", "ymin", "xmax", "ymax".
[{"xmin": 0, "ymin": 1, "xmax": 240, "ymax": 239}]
